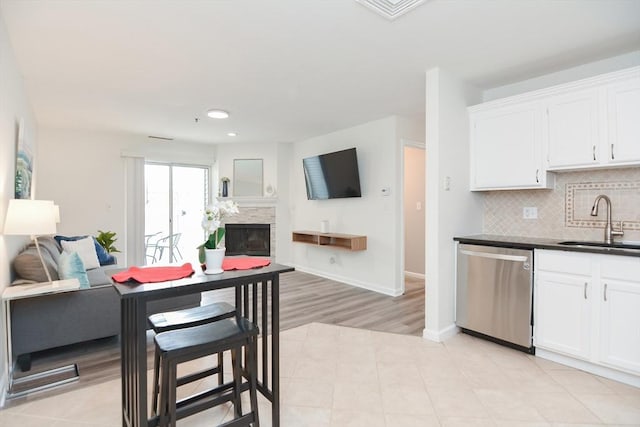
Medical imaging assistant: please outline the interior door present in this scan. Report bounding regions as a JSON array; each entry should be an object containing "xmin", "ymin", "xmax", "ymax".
[{"xmin": 145, "ymin": 163, "xmax": 209, "ymax": 265}]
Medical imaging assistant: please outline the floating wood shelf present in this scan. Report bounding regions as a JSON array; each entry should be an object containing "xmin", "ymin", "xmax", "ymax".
[{"xmin": 292, "ymin": 231, "xmax": 367, "ymax": 251}]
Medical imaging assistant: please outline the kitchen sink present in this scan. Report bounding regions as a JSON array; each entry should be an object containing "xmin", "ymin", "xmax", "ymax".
[{"xmin": 558, "ymin": 241, "xmax": 640, "ymax": 251}]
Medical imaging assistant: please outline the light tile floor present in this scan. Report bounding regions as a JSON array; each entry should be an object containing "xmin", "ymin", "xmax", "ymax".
[{"xmin": 1, "ymin": 322, "xmax": 640, "ymax": 426}]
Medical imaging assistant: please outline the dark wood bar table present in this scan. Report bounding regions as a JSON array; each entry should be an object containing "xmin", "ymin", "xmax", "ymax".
[{"xmin": 112, "ymin": 262, "xmax": 294, "ymax": 427}]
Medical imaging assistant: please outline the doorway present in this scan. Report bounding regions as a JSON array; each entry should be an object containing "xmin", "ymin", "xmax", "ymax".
[
  {"xmin": 144, "ymin": 163, "xmax": 209, "ymax": 265},
  {"xmin": 401, "ymin": 141, "xmax": 426, "ymax": 291}
]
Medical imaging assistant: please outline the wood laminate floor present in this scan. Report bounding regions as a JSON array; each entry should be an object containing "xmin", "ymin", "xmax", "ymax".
[{"xmin": 8, "ymin": 271, "xmax": 424, "ymax": 404}]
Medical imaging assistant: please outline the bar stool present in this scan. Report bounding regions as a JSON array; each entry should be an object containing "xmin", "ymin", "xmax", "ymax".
[
  {"xmin": 154, "ymin": 317, "xmax": 260, "ymax": 427},
  {"xmin": 149, "ymin": 302, "xmax": 237, "ymax": 413}
]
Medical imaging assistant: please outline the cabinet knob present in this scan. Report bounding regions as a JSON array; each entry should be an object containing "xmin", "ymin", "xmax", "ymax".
[
  {"xmin": 592, "ymin": 145, "xmax": 596, "ymax": 161},
  {"xmin": 536, "ymin": 169, "xmax": 539, "ymax": 183},
  {"xmin": 611, "ymin": 144, "xmax": 615, "ymax": 160},
  {"xmin": 604, "ymin": 283, "xmax": 608, "ymax": 301}
]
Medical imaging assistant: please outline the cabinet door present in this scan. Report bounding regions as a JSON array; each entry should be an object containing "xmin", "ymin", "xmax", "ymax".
[
  {"xmin": 599, "ymin": 254, "xmax": 640, "ymax": 374},
  {"xmin": 599, "ymin": 279, "xmax": 640, "ymax": 374},
  {"xmin": 534, "ymin": 271, "xmax": 591, "ymax": 359},
  {"xmin": 470, "ymin": 101, "xmax": 546, "ymax": 190},
  {"xmin": 606, "ymin": 75, "xmax": 640, "ymax": 164},
  {"xmin": 546, "ymin": 89, "xmax": 600, "ymax": 170}
]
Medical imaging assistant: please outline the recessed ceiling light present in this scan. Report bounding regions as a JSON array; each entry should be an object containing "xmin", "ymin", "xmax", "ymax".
[
  {"xmin": 227, "ymin": 132, "xmax": 237, "ymax": 137},
  {"xmin": 207, "ymin": 109, "xmax": 229, "ymax": 119}
]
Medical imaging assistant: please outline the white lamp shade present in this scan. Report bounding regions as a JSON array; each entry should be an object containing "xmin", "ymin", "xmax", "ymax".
[{"xmin": 3, "ymin": 199, "xmax": 57, "ymax": 236}]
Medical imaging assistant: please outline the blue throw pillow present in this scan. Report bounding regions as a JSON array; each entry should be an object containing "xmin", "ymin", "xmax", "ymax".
[
  {"xmin": 55, "ymin": 235, "xmax": 115, "ymax": 266},
  {"xmin": 57, "ymin": 251, "xmax": 90, "ymax": 288}
]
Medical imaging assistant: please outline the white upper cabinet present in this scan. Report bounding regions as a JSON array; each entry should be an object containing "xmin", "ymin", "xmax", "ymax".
[
  {"xmin": 470, "ymin": 66, "xmax": 640, "ymax": 189},
  {"xmin": 470, "ymin": 101, "xmax": 552, "ymax": 190},
  {"xmin": 546, "ymin": 89, "xmax": 600, "ymax": 169},
  {"xmin": 546, "ymin": 69, "xmax": 640, "ymax": 170},
  {"xmin": 606, "ymin": 75, "xmax": 640, "ymax": 165}
]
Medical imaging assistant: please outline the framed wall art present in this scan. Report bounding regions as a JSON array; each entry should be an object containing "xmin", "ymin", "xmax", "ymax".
[{"xmin": 15, "ymin": 118, "xmax": 33, "ymax": 199}]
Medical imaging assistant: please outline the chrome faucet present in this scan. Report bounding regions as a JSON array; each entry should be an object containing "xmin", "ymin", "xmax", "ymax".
[{"xmin": 590, "ymin": 194, "xmax": 624, "ymax": 244}]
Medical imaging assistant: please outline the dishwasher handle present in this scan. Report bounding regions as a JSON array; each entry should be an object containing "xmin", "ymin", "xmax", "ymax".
[{"xmin": 459, "ymin": 249, "xmax": 529, "ymax": 263}]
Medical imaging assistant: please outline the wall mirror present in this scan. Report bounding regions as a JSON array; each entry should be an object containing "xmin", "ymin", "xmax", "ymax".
[{"xmin": 233, "ymin": 159, "xmax": 263, "ymax": 196}]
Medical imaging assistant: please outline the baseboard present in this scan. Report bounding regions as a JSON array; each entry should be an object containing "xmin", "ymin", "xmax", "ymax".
[
  {"xmin": 536, "ymin": 348, "xmax": 640, "ymax": 388},
  {"xmin": 404, "ymin": 271, "xmax": 425, "ymax": 280},
  {"xmin": 423, "ymin": 323, "xmax": 459, "ymax": 343},
  {"xmin": 290, "ymin": 264, "xmax": 402, "ymax": 296}
]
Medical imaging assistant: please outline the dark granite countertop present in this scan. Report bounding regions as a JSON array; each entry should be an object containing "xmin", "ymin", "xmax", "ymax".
[{"xmin": 454, "ymin": 234, "xmax": 640, "ymax": 258}]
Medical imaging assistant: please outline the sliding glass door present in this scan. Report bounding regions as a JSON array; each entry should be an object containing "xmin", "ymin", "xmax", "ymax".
[{"xmin": 145, "ymin": 163, "xmax": 209, "ymax": 265}]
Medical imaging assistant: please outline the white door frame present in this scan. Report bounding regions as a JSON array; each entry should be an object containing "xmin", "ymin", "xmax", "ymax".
[{"xmin": 399, "ymin": 139, "xmax": 426, "ymax": 294}]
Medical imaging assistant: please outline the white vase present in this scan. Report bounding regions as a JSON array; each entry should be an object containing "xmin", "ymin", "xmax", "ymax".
[{"xmin": 204, "ymin": 247, "xmax": 225, "ymax": 274}]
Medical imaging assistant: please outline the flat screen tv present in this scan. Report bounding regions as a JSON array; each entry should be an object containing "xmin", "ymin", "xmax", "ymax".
[{"xmin": 303, "ymin": 148, "xmax": 362, "ymax": 200}]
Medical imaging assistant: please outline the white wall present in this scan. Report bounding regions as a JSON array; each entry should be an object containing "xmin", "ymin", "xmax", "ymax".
[
  {"xmin": 275, "ymin": 142, "xmax": 292, "ymax": 264},
  {"xmin": 424, "ymin": 68, "xmax": 483, "ymax": 341},
  {"xmin": 213, "ymin": 141, "xmax": 291, "ymax": 264},
  {"xmin": 483, "ymin": 50, "xmax": 640, "ymax": 101},
  {"xmin": 37, "ymin": 128, "xmax": 217, "ymax": 264},
  {"xmin": 0, "ymin": 10, "xmax": 38, "ymax": 404},
  {"xmin": 404, "ymin": 145, "xmax": 425, "ymax": 276},
  {"xmin": 289, "ymin": 116, "xmax": 412, "ymax": 296},
  {"xmin": 216, "ymin": 142, "xmax": 279, "ymax": 198}
]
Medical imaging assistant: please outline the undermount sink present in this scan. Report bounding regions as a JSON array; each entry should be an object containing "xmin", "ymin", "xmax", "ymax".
[{"xmin": 558, "ymin": 241, "xmax": 640, "ymax": 251}]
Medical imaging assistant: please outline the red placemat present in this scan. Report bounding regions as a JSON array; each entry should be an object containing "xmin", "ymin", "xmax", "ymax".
[
  {"xmin": 112, "ymin": 263, "xmax": 195, "ymax": 283},
  {"xmin": 222, "ymin": 257, "xmax": 271, "ymax": 271}
]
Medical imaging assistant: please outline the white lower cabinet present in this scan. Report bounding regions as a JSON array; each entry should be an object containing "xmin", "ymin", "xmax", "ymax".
[
  {"xmin": 534, "ymin": 250, "xmax": 640, "ymax": 380},
  {"xmin": 535, "ymin": 271, "xmax": 591, "ymax": 359},
  {"xmin": 599, "ymin": 257, "xmax": 640, "ymax": 374}
]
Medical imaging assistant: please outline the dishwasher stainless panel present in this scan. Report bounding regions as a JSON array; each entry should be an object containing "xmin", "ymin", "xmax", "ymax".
[{"xmin": 456, "ymin": 243, "xmax": 533, "ymax": 350}]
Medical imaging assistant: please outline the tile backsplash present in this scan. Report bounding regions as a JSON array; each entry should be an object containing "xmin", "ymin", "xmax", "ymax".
[{"xmin": 483, "ymin": 167, "xmax": 640, "ymax": 242}]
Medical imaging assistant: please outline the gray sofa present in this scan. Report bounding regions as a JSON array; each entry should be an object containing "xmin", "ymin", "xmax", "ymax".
[{"xmin": 10, "ymin": 236, "xmax": 200, "ymax": 371}]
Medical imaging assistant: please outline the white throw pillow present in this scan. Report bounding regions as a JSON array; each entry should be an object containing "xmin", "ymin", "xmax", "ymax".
[{"xmin": 61, "ymin": 236, "xmax": 100, "ymax": 270}]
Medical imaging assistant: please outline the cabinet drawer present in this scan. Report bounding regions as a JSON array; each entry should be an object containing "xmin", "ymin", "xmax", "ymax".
[
  {"xmin": 535, "ymin": 250, "xmax": 592, "ymax": 276},
  {"xmin": 598, "ymin": 254, "xmax": 640, "ymax": 281}
]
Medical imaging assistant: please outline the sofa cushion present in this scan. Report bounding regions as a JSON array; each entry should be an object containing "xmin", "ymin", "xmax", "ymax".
[
  {"xmin": 13, "ymin": 245, "xmax": 60, "ymax": 283},
  {"xmin": 58, "ymin": 251, "xmax": 90, "ymax": 288},
  {"xmin": 37, "ymin": 236, "xmax": 62, "ymax": 265},
  {"xmin": 61, "ymin": 237, "xmax": 100, "ymax": 269},
  {"xmin": 55, "ymin": 235, "xmax": 116, "ymax": 266},
  {"xmin": 86, "ymin": 268, "xmax": 112, "ymax": 286}
]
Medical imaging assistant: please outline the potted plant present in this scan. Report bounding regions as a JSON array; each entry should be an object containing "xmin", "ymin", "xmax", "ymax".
[
  {"xmin": 96, "ymin": 230, "xmax": 120, "ymax": 253},
  {"xmin": 198, "ymin": 199, "xmax": 239, "ymax": 273}
]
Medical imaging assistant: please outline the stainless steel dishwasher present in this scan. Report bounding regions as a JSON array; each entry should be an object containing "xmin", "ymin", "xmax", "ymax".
[{"xmin": 456, "ymin": 243, "xmax": 534, "ymax": 352}]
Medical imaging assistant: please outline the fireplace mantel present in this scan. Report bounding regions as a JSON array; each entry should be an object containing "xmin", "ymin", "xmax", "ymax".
[{"xmin": 218, "ymin": 196, "xmax": 278, "ymax": 207}]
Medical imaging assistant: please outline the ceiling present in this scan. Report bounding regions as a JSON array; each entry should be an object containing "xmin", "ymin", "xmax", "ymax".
[{"xmin": 1, "ymin": 0, "xmax": 639, "ymax": 145}]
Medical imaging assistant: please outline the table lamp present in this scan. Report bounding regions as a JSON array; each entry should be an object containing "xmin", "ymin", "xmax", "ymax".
[{"xmin": 3, "ymin": 199, "xmax": 57, "ymax": 283}]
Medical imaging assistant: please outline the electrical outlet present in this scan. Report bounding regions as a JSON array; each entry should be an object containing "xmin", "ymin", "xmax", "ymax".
[{"xmin": 523, "ymin": 207, "xmax": 538, "ymax": 219}]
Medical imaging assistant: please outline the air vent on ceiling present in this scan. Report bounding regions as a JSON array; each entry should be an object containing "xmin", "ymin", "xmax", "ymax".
[
  {"xmin": 356, "ymin": 0, "xmax": 427, "ymax": 20},
  {"xmin": 147, "ymin": 135, "xmax": 174, "ymax": 142}
]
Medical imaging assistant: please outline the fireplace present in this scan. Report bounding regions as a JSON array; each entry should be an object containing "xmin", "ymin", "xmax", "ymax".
[{"xmin": 225, "ymin": 223, "xmax": 271, "ymax": 256}]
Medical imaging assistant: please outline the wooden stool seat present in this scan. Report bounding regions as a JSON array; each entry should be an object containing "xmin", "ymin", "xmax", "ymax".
[
  {"xmin": 148, "ymin": 302, "xmax": 236, "ymax": 333},
  {"xmin": 149, "ymin": 302, "xmax": 236, "ymax": 417},
  {"xmin": 154, "ymin": 317, "xmax": 260, "ymax": 427}
]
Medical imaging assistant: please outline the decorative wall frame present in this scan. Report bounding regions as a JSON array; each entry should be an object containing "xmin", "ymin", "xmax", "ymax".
[
  {"xmin": 233, "ymin": 159, "xmax": 263, "ymax": 197},
  {"xmin": 566, "ymin": 181, "xmax": 640, "ymax": 231},
  {"xmin": 15, "ymin": 118, "xmax": 34, "ymax": 199}
]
